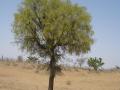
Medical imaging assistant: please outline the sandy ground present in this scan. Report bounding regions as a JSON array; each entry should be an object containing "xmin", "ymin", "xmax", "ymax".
[{"xmin": 0, "ymin": 64, "xmax": 120, "ymax": 90}]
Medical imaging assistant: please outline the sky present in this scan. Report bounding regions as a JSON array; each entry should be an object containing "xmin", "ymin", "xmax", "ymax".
[{"xmin": 0, "ymin": 0, "xmax": 120, "ymax": 68}]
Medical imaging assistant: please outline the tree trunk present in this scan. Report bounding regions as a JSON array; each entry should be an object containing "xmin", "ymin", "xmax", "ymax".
[
  {"xmin": 48, "ymin": 71, "xmax": 55, "ymax": 90},
  {"xmin": 48, "ymin": 53, "xmax": 56, "ymax": 90}
]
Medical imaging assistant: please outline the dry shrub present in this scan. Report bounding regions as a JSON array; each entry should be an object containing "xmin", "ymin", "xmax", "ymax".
[{"xmin": 66, "ymin": 80, "xmax": 71, "ymax": 85}]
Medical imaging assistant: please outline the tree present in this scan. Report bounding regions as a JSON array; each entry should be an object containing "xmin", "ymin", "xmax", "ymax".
[
  {"xmin": 88, "ymin": 57, "xmax": 104, "ymax": 71},
  {"xmin": 17, "ymin": 56, "xmax": 23, "ymax": 62},
  {"xmin": 77, "ymin": 57, "xmax": 86, "ymax": 68},
  {"xmin": 13, "ymin": 0, "xmax": 94, "ymax": 90}
]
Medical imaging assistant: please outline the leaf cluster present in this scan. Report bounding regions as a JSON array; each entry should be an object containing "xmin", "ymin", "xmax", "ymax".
[{"xmin": 88, "ymin": 57, "xmax": 104, "ymax": 71}]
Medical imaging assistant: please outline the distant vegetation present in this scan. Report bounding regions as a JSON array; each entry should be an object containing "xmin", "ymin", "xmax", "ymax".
[
  {"xmin": 0, "ymin": 56, "xmax": 120, "ymax": 73},
  {"xmin": 26, "ymin": 56, "xmax": 39, "ymax": 64},
  {"xmin": 88, "ymin": 57, "xmax": 104, "ymax": 71}
]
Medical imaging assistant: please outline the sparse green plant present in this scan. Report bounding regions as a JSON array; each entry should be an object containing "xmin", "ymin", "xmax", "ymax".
[{"xmin": 88, "ymin": 57, "xmax": 104, "ymax": 71}]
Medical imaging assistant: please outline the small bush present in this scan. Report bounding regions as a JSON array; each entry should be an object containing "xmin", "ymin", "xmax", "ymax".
[{"xmin": 88, "ymin": 57, "xmax": 104, "ymax": 71}]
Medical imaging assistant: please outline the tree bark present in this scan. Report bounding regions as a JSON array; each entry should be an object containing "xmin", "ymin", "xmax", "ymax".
[{"xmin": 48, "ymin": 52, "xmax": 56, "ymax": 90}]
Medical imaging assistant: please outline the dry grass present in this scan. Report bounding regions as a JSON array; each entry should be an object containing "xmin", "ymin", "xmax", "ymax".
[{"xmin": 0, "ymin": 62, "xmax": 120, "ymax": 90}]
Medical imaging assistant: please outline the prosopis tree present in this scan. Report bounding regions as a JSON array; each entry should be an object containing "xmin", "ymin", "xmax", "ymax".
[{"xmin": 13, "ymin": 0, "xmax": 94, "ymax": 90}]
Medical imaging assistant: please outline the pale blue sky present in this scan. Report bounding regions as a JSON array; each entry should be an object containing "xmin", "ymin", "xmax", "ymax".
[{"xmin": 0, "ymin": 0, "xmax": 120, "ymax": 68}]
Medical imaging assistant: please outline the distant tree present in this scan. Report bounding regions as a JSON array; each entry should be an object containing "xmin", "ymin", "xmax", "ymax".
[
  {"xmin": 77, "ymin": 57, "xmax": 86, "ymax": 68},
  {"xmin": 13, "ymin": 0, "xmax": 94, "ymax": 90},
  {"xmin": 17, "ymin": 56, "xmax": 23, "ymax": 62},
  {"xmin": 88, "ymin": 57, "xmax": 104, "ymax": 71},
  {"xmin": 115, "ymin": 66, "xmax": 120, "ymax": 69},
  {"xmin": 0, "ymin": 56, "xmax": 4, "ymax": 61}
]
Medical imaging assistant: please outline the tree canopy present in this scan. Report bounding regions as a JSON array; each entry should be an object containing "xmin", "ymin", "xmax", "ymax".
[{"xmin": 13, "ymin": 0, "xmax": 93, "ymax": 58}]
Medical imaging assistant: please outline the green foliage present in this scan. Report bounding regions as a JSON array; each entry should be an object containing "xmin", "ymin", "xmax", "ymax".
[
  {"xmin": 13, "ymin": 0, "xmax": 94, "ymax": 58},
  {"xmin": 26, "ymin": 56, "xmax": 38, "ymax": 64},
  {"xmin": 88, "ymin": 57, "xmax": 104, "ymax": 71}
]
